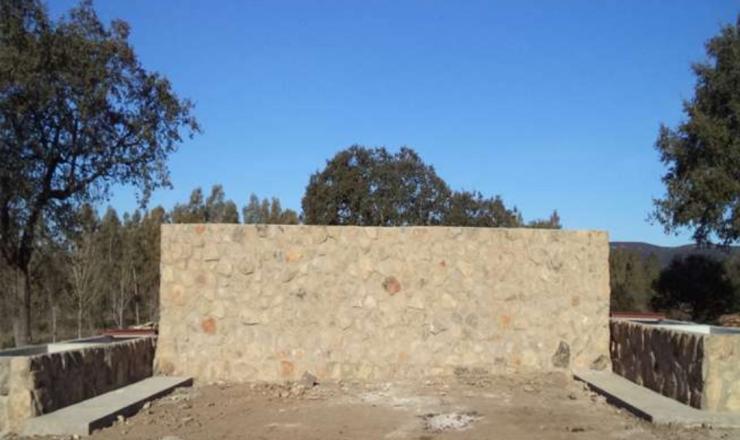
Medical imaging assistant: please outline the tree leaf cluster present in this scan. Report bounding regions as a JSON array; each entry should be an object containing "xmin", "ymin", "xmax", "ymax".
[
  {"xmin": 609, "ymin": 247, "xmax": 740, "ymax": 324},
  {"xmin": 170, "ymin": 186, "xmax": 299, "ymax": 225},
  {"xmin": 302, "ymin": 145, "xmax": 559, "ymax": 228},
  {"xmin": 609, "ymin": 248, "xmax": 661, "ymax": 312},
  {"xmin": 652, "ymin": 254, "xmax": 737, "ymax": 322},
  {"xmin": 170, "ymin": 185, "xmax": 239, "ymax": 224},
  {"xmin": 0, "ymin": 184, "xmax": 296, "ymax": 347},
  {"xmin": 0, "ymin": 0, "xmax": 198, "ymax": 344},
  {"xmin": 654, "ymin": 18, "xmax": 740, "ymax": 245},
  {"xmin": 242, "ymin": 193, "xmax": 299, "ymax": 225}
]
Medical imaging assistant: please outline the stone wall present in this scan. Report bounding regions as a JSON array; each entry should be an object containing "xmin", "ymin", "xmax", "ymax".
[
  {"xmin": 704, "ymin": 335, "xmax": 740, "ymax": 411},
  {"xmin": 610, "ymin": 319, "xmax": 740, "ymax": 412},
  {"xmin": 156, "ymin": 225, "xmax": 611, "ymax": 383},
  {"xmin": 610, "ymin": 319, "xmax": 705, "ymax": 408},
  {"xmin": 0, "ymin": 336, "xmax": 156, "ymax": 433}
]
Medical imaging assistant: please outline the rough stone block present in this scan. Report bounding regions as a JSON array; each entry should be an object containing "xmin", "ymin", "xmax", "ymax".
[{"xmin": 0, "ymin": 359, "xmax": 9, "ymax": 397}]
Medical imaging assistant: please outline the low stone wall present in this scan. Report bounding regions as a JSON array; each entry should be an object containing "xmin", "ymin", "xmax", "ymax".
[
  {"xmin": 156, "ymin": 225, "xmax": 611, "ymax": 383},
  {"xmin": 610, "ymin": 319, "xmax": 740, "ymax": 412},
  {"xmin": 0, "ymin": 336, "xmax": 156, "ymax": 433}
]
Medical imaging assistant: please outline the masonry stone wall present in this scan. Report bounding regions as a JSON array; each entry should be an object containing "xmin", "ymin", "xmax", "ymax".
[
  {"xmin": 610, "ymin": 320, "xmax": 705, "ymax": 408},
  {"xmin": 156, "ymin": 225, "xmax": 610, "ymax": 383},
  {"xmin": 0, "ymin": 337, "xmax": 155, "ymax": 433},
  {"xmin": 610, "ymin": 319, "xmax": 740, "ymax": 412}
]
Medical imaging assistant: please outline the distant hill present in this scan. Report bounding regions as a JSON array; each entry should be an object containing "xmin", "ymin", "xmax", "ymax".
[{"xmin": 610, "ymin": 242, "xmax": 740, "ymax": 268}]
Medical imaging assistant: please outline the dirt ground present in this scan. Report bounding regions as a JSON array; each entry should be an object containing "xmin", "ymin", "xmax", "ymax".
[{"xmin": 20, "ymin": 372, "xmax": 740, "ymax": 440}]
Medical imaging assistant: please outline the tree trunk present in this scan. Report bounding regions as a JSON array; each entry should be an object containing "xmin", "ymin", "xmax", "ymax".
[
  {"xmin": 12, "ymin": 267, "xmax": 31, "ymax": 347},
  {"xmin": 133, "ymin": 268, "xmax": 139, "ymax": 326},
  {"xmin": 52, "ymin": 304, "xmax": 57, "ymax": 343},
  {"xmin": 47, "ymin": 287, "xmax": 58, "ymax": 343},
  {"xmin": 77, "ymin": 302, "xmax": 83, "ymax": 339}
]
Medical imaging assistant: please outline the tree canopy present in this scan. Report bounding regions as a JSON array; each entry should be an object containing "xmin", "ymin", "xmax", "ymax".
[
  {"xmin": 652, "ymin": 254, "xmax": 736, "ymax": 322},
  {"xmin": 302, "ymin": 145, "xmax": 545, "ymax": 228},
  {"xmin": 443, "ymin": 190, "xmax": 522, "ymax": 227},
  {"xmin": 171, "ymin": 186, "xmax": 239, "ymax": 224},
  {"xmin": 609, "ymin": 248, "xmax": 660, "ymax": 312},
  {"xmin": 653, "ymin": 18, "xmax": 740, "ymax": 245},
  {"xmin": 302, "ymin": 146, "xmax": 451, "ymax": 226},
  {"xmin": 0, "ymin": 0, "xmax": 198, "ymax": 344},
  {"xmin": 242, "ymin": 194, "xmax": 299, "ymax": 225},
  {"xmin": 0, "ymin": 183, "xmax": 301, "ymax": 347}
]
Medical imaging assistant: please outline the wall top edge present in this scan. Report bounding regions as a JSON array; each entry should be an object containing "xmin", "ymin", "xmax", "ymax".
[
  {"xmin": 0, "ymin": 336, "xmax": 156, "ymax": 360},
  {"xmin": 609, "ymin": 317, "xmax": 740, "ymax": 339},
  {"xmin": 160, "ymin": 223, "xmax": 608, "ymax": 235},
  {"xmin": 610, "ymin": 318, "xmax": 716, "ymax": 338}
]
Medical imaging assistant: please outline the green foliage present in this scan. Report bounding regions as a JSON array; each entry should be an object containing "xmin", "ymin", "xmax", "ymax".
[
  {"xmin": 69, "ymin": 204, "xmax": 104, "ymax": 334},
  {"xmin": 242, "ymin": 194, "xmax": 299, "ymax": 224},
  {"xmin": 527, "ymin": 210, "xmax": 562, "ymax": 229},
  {"xmin": 725, "ymin": 254, "xmax": 740, "ymax": 297},
  {"xmin": 206, "ymin": 186, "xmax": 240, "ymax": 223},
  {"xmin": 0, "ymin": 0, "xmax": 198, "ymax": 344},
  {"xmin": 302, "ymin": 146, "xmax": 451, "ymax": 226},
  {"xmin": 653, "ymin": 18, "xmax": 740, "ymax": 245},
  {"xmin": 63, "ymin": 204, "xmax": 164, "ymax": 334},
  {"xmin": 171, "ymin": 188, "xmax": 206, "ymax": 223},
  {"xmin": 609, "ymin": 246, "xmax": 740, "ymax": 320},
  {"xmin": 0, "ymin": 184, "xmax": 301, "ymax": 344},
  {"xmin": 652, "ymin": 254, "xmax": 736, "ymax": 322},
  {"xmin": 609, "ymin": 248, "xmax": 660, "ymax": 312},
  {"xmin": 443, "ymin": 191, "xmax": 522, "ymax": 227},
  {"xmin": 302, "ymin": 145, "xmax": 533, "ymax": 228},
  {"xmin": 137, "ymin": 206, "xmax": 167, "ymax": 320},
  {"xmin": 171, "ymin": 185, "xmax": 239, "ymax": 224}
]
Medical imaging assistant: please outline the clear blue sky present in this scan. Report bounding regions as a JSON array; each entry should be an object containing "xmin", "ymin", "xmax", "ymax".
[{"xmin": 50, "ymin": 0, "xmax": 739, "ymax": 245}]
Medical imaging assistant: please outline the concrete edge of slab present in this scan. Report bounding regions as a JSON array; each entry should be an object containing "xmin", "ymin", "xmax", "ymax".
[
  {"xmin": 574, "ymin": 370, "xmax": 740, "ymax": 429},
  {"xmin": 22, "ymin": 375, "xmax": 193, "ymax": 437},
  {"xmin": 86, "ymin": 376, "xmax": 194, "ymax": 434}
]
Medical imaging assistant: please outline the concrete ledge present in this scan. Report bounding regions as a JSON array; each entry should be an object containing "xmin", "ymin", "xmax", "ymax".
[
  {"xmin": 574, "ymin": 370, "xmax": 740, "ymax": 428},
  {"xmin": 22, "ymin": 376, "xmax": 192, "ymax": 437}
]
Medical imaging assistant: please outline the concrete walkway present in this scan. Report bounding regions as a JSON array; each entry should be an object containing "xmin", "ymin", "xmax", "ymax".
[
  {"xmin": 575, "ymin": 370, "xmax": 740, "ymax": 428},
  {"xmin": 22, "ymin": 376, "xmax": 193, "ymax": 437}
]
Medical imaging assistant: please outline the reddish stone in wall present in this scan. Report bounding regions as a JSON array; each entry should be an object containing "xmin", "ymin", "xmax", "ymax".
[
  {"xmin": 167, "ymin": 285, "xmax": 185, "ymax": 306},
  {"xmin": 280, "ymin": 360, "xmax": 295, "ymax": 378},
  {"xmin": 499, "ymin": 314, "xmax": 512, "ymax": 330},
  {"xmin": 201, "ymin": 317, "xmax": 217, "ymax": 334},
  {"xmin": 383, "ymin": 276, "xmax": 402, "ymax": 295},
  {"xmin": 285, "ymin": 250, "xmax": 303, "ymax": 263}
]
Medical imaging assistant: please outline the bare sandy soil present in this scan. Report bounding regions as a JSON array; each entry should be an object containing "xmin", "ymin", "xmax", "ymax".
[{"xmin": 20, "ymin": 372, "xmax": 740, "ymax": 440}]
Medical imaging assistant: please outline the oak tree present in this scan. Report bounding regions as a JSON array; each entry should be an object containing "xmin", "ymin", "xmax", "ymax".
[
  {"xmin": 302, "ymin": 146, "xmax": 451, "ymax": 226},
  {"xmin": 652, "ymin": 255, "xmax": 736, "ymax": 322},
  {"xmin": 0, "ymin": 0, "xmax": 198, "ymax": 344},
  {"xmin": 653, "ymin": 18, "xmax": 740, "ymax": 245}
]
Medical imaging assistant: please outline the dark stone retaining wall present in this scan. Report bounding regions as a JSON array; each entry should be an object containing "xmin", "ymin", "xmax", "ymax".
[
  {"xmin": 611, "ymin": 319, "xmax": 740, "ymax": 412},
  {"xmin": 0, "ymin": 336, "xmax": 156, "ymax": 433}
]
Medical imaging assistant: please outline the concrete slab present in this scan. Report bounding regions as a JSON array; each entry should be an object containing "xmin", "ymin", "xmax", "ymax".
[
  {"xmin": 575, "ymin": 370, "xmax": 740, "ymax": 428},
  {"xmin": 22, "ymin": 376, "xmax": 193, "ymax": 437}
]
